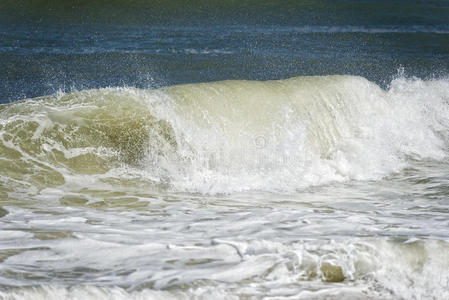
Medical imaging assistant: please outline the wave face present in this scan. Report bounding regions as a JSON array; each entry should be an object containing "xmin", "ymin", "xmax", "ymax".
[{"xmin": 1, "ymin": 75, "xmax": 449, "ymax": 194}]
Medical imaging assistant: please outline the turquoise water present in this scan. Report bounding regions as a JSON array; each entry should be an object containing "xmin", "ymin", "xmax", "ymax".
[{"xmin": 1, "ymin": 1, "xmax": 449, "ymax": 299}]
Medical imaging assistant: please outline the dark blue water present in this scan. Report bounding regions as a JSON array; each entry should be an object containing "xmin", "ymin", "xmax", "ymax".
[{"xmin": 1, "ymin": 0, "xmax": 448, "ymax": 102}]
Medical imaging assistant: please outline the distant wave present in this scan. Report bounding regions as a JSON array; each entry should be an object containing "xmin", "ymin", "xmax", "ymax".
[
  {"xmin": 0, "ymin": 46, "xmax": 235, "ymax": 55},
  {"xmin": 290, "ymin": 25, "xmax": 449, "ymax": 34},
  {"xmin": 2, "ymin": 24, "xmax": 447, "ymax": 56},
  {"xmin": 230, "ymin": 25, "xmax": 449, "ymax": 34}
]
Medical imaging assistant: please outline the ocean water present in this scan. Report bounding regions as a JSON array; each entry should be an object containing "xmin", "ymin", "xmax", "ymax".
[{"xmin": 1, "ymin": 1, "xmax": 449, "ymax": 299}]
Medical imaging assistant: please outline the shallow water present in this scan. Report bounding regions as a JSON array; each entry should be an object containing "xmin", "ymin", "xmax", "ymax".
[{"xmin": 1, "ymin": 1, "xmax": 449, "ymax": 299}]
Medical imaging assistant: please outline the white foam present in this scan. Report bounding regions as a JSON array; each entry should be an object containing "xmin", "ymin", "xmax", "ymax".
[
  {"xmin": 138, "ymin": 76, "xmax": 449, "ymax": 194},
  {"xmin": 1, "ymin": 238, "xmax": 448, "ymax": 300}
]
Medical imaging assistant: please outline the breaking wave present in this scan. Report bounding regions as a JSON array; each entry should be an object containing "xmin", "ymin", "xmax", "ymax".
[{"xmin": 1, "ymin": 75, "xmax": 449, "ymax": 194}]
